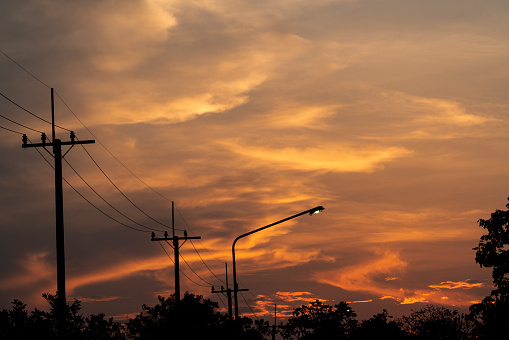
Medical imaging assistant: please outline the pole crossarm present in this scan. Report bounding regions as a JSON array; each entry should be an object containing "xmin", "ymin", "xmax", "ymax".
[
  {"xmin": 22, "ymin": 140, "xmax": 95, "ymax": 148},
  {"xmin": 151, "ymin": 234, "xmax": 201, "ymax": 242}
]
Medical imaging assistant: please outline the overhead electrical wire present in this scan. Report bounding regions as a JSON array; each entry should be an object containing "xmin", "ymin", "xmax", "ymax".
[
  {"xmin": 1, "ymin": 50, "xmax": 179, "ymax": 232},
  {"xmin": 0, "ymin": 91, "xmax": 70, "ymax": 131},
  {"xmin": 0, "ymin": 50, "xmax": 172, "ymax": 209},
  {"xmin": 27, "ymin": 139, "xmax": 152, "ymax": 233},
  {"xmin": 175, "ymin": 205, "xmax": 227, "ymax": 264},
  {"xmin": 0, "ymin": 49, "xmax": 51, "ymax": 88},
  {"xmin": 189, "ymin": 240, "xmax": 226, "ymax": 284},
  {"xmin": 76, "ymin": 141, "xmax": 176, "ymax": 231},
  {"xmin": 215, "ymin": 292, "xmax": 228, "ymax": 311},
  {"xmin": 55, "ymin": 89, "xmax": 173, "ymax": 204},
  {"xmin": 3, "ymin": 50, "xmax": 234, "ymax": 312},
  {"xmin": 0, "ymin": 113, "xmax": 44, "ymax": 133},
  {"xmin": 157, "ymin": 241, "xmax": 210, "ymax": 288},
  {"xmin": 163, "ymin": 239, "xmax": 216, "ymax": 287},
  {"xmin": 64, "ymin": 158, "xmax": 167, "ymax": 233},
  {"xmin": 0, "ymin": 111, "xmax": 163, "ymax": 234},
  {"xmin": 173, "ymin": 204, "xmax": 227, "ymax": 283},
  {"xmin": 0, "ymin": 124, "xmax": 23, "ymax": 135},
  {"xmin": 240, "ymin": 290, "xmax": 259, "ymax": 321},
  {"xmin": 178, "ymin": 252, "xmax": 215, "ymax": 286}
]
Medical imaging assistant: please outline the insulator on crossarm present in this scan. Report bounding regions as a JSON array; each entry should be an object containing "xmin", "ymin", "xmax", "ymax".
[
  {"xmin": 70, "ymin": 131, "xmax": 75, "ymax": 142},
  {"xmin": 151, "ymin": 232, "xmax": 155, "ymax": 241},
  {"xmin": 164, "ymin": 231, "xmax": 169, "ymax": 239},
  {"xmin": 41, "ymin": 133, "xmax": 47, "ymax": 144},
  {"xmin": 22, "ymin": 134, "xmax": 28, "ymax": 146}
]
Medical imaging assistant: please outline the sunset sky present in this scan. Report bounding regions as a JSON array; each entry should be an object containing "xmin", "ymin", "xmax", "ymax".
[{"xmin": 1, "ymin": 0, "xmax": 509, "ymax": 322}]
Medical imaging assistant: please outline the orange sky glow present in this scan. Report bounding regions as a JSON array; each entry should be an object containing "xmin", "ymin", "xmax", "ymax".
[{"xmin": 1, "ymin": 0, "xmax": 508, "ymax": 322}]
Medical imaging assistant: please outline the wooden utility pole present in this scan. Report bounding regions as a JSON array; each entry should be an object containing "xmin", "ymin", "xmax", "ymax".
[
  {"xmin": 151, "ymin": 201, "xmax": 201, "ymax": 302},
  {"xmin": 21, "ymin": 88, "xmax": 95, "ymax": 336}
]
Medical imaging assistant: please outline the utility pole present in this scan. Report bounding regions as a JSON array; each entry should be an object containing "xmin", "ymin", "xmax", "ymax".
[
  {"xmin": 151, "ymin": 201, "xmax": 200, "ymax": 302},
  {"xmin": 21, "ymin": 88, "xmax": 95, "ymax": 336},
  {"xmin": 212, "ymin": 262, "xmax": 246, "ymax": 320},
  {"xmin": 272, "ymin": 304, "xmax": 277, "ymax": 340}
]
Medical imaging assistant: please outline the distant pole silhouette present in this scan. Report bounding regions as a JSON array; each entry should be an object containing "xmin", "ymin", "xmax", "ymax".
[
  {"xmin": 212, "ymin": 262, "xmax": 243, "ymax": 319},
  {"xmin": 21, "ymin": 88, "xmax": 95, "ymax": 337},
  {"xmin": 151, "ymin": 201, "xmax": 200, "ymax": 303},
  {"xmin": 273, "ymin": 304, "xmax": 277, "ymax": 340},
  {"xmin": 232, "ymin": 206, "xmax": 324, "ymax": 319}
]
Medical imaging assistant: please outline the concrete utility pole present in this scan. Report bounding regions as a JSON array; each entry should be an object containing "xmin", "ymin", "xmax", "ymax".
[
  {"xmin": 151, "ymin": 201, "xmax": 201, "ymax": 302},
  {"xmin": 212, "ymin": 263, "xmax": 247, "ymax": 319},
  {"xmin": 21, "ymin": 88, "xmax": 95, "ymax": 336},
  {"xmin": 273, "ymin": 304, "xmax": 277, "ymax": 340}
]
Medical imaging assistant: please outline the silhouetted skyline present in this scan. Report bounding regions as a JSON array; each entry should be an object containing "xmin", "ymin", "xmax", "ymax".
[{"xmin": 1, "ymin": 0, "xmax": 508, "ymax": 322}]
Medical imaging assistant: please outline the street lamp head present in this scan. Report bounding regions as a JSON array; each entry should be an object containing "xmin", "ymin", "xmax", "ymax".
[{"xmin": 309, "ymin": 206, "xmax": 325, "ymax": 215}]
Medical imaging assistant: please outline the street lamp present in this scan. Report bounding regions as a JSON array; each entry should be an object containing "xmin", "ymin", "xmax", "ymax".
[{"xmin": 231, "ymin": 206, "xmax": 324, "ymax": 319}]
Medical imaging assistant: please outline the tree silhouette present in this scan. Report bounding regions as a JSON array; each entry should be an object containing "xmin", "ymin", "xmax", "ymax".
[
  {"xmin": 470, "ymin": 197, "xmax": 509, "ymax": 338},
  {"xmin": 0, "ymin": 293, "xmax": 124, "ymax": 339},
  {"xmin": 351, "ymin": 310, "xmax": 404, "ymax": 339},
  {"xmin": 126, "ymin": 292, "xmax": 264, "ymax": 340},
  {"xmin": 280, "ymin": 300, "xmax": 357, "ymax": 340},
  {"xmin": 398, "ymin": 305, "xmax": 473, "ymax": 340}
]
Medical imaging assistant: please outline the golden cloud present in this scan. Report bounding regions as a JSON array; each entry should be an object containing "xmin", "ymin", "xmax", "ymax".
[
  {"xmin": 429, "ymin": 280, "xmax": 485, "ymax": 290},
  {"xmin": 314, "ymin": 249, "xmax": 484, "ymax": 307},
  {"xmin": 253, "ymin": 291, "xmax": 323, "ymax": 318},
  {"xmin": 411, "ymin": 96, "xmax": 493, "ymax": 127},
  {"xmin": 219, "ymin": 140, "xmax": 411, "ymax": 173}
]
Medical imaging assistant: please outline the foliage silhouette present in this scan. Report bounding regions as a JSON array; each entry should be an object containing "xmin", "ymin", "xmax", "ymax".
[
  {"xmin": 470, "ymin": 197, "xmax": 509, "ymax": 338},
  {"xmin": 351, "ymin": 309, "xmax": 404, "ymax": 340},
  {"xmin": 398, "ymin": 305, "xmax": 473, "ymax": 340},
  {"xmin": 280, "ymin": 300, "xmax": 357, "ymax": 339},
  {"xmin": 126, "ymin": 291, "xmax": 264, "ymax": 340},
  {"xmin": 0, "ymin": 293, "xmax": 124, "ymax": 339}
]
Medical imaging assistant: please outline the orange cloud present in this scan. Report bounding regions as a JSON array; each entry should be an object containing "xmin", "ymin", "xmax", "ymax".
[
  {"xmin": 429, "ymin": 280, "xmax": 485, "ymax": 290},
  {"xmin": 253, "ymin": 291, "xmax": 324, "ymax": 318},
  {"xmin": 314, "ymin": 249, "xmax": 407, "ymax": 293},
  {"xmin": 0, "ymin": 252, "xmax": 53, "ymax": 290},
  {"xmin": 219, "ymin": 140, "xmax": 411, "ymax": 173},
  {"xmin": 314, "ymin": 249, "xmax": 485, "ymax": 308}
]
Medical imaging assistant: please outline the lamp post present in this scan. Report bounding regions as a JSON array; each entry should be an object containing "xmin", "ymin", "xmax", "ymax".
[{"xmin": 232, "ymin": 206, "xmax": 324, "ymax": 319}]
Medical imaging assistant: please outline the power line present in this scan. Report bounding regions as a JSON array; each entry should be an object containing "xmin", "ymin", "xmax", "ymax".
[
  {"xmin": 0, "ymin": 91, "xmax": 70, "ymax": 131},
  {"xmin": 164, "ymin": 239, "xmax": 216, "ymax": 287},
  {"xmin": 31, "ymin": 141, "xmax": 151, "ymax": 233},
  {"xmin": 64, "ymin": 158, "xmax": 167, "ymax": 233},
  {"xmin": 240, "ymin": 290, "xmax": 259, "ymax": 321},
  {"xmin": 0, "ymin": 113, "xmax": 44, "ymax": 133},
  {"xmin": 175, "ymin": 205, "xmax": 227, "ymax": 264},
  {"xmin": 173, "ymin": 205, "xmax": 226, "ymax": 283},
  {"xmin": 77, "ymin": 142, "xmax": 177, "ymax": 230},
  {"xmin": 157, "ymin": 241, "xmax": 209, "ymax": 288},
  {"xmin": 1, "ymin": 50, "xmax": 172, "ymax": 208},
  {"xmin": 1, "ymin": 52, "xmax": 181, "ymax": 235},
  {"xmin": 189, "ymin": 240, "xmax": 226, "ymax": 284},
  {"xmin": 0, "ymin": 49, "xmax": 51, "ymax": 88},
  {"xmin": 0, "ymin": 124, "xmax": 23, "ymax": 135},
  {"xmin": 54, "ymin": 90, "xmax": 174, "ymax": 204}
]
